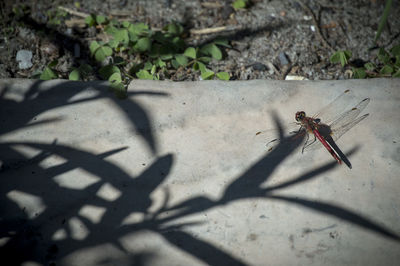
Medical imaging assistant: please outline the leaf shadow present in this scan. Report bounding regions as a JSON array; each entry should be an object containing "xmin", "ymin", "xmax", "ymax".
[{"xmin": 1, "ymin": 81, "xmax": 399, "ymax": 266}]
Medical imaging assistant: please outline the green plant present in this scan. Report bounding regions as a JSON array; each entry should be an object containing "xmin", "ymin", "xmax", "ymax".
[
  {"xmin": 83, "ymin": 18, "xmax": 231, "ymax": 97},
  {"xmin": 47, "ymin": 8, "xmax": 68, "ymax": 26},
  {"xmin": 232, "ymin": 0, "xmax": 249, "ymax": 10},
  {"xmin": 374, "ymin": 0, "xmax": 393, "ymax": 44},
  {"xmin": 330, "ymin": 50, "xmax": 352, "ymax": 67},
  {"xmin": 37, "ymin": 60, "xmax": 59, "ymax": 80},
  {"xmin": 69, "ymin": 64, "xmax": 93, "ymax": 81},
  {"xmin": 330, "ymin": 45, "xmax": 400, "ymax": 78}
]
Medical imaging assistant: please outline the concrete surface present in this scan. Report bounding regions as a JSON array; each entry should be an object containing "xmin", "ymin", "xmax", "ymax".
[{"xmin": 0, "ymin": 78, "xmax": 399, "ymax": 266}]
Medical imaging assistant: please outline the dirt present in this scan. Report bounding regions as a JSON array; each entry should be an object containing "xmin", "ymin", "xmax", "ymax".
[{"xmin": 0, "ymin": 0, "xmax": 399, "ymax": 81}]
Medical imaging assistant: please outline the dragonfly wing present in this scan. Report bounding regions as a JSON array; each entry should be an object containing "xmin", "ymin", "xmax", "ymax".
[
  {"xmin": 255, "ymin": 124, "xmax": 306, "ymax": 152},
  {"xmin": 304, "ymin": 98, "xmax": 370, "ymax": 151},
  {"xmin": 329, "ymin": 98, "xmax": 370, "ymax": 141},
  {"xmin": 330, "ymin": 113, "xmax": 369, "ymax": 142},
  {"xmin": 314, "ymin": 89, "xmax": 355, "ymax": 125}
]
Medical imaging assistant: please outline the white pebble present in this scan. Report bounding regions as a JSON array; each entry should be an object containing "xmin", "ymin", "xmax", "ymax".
[{"xmin": 16, "ymin": 50, "xmax": 33, "ymax": 69}]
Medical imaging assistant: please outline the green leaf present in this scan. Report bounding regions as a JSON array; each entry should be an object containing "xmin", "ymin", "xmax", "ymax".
[
  {"xmin": 122, "ymin": 21, "xmax": 131, "ymax": 28},
  {"xmin": 193, "ymin": 61, "xmax": 206, "ymax": 71},
  {"xmin": 201, "ymin": 69, "xmax": 215, "ymax": 80},
  {"xmin": 394, "ymin": 55, "xmax": 400, "ymax": 68},
  {"xmin": 184, "ymin": 47, "xmax": 197, "ymax": 59},
  {"xmin": 200, "ymin": 43, "xmax": 222, "ymax": 60},
  {"xmin": 107, "ymin": 39, "xmax": 118, "ymax": 49},
  {"xmin": 213, "ymin": 38, "xmax": 231, "ymax": 48},
  {"xmin": 48, "ymin": 60, "xmax": 58, "ymax": 68},
  {"xmin": 171, "ymin": 59, "xmax": 180, "ymax": 69},
  {"xmin": 109, "ymin": 72, "xmax": 122, "ymax": 83},
  {"xmin": 113, "ymin": 29, "xmax": 129, "ymax": 44},
  {"xmin": 78, "ymin": 64, "xmax": 93, "ymax": 76},
  {"xmin": 159, "ymin": 46, "xmax": 173, "ymax": 60},
  {"xmin": 175, "ymin": 54, "xmax": 188, "ymax": 66},
  {"xmin": 69, "ymin": 69, "xmax": 80, "ymax": 81},
  {"xmin": 165, "ymin": 22, "xmax": 183, "ymax": 36},
  {"xmin": 96, "ymin": 15, "xmax": 106, "ymax": 25},
  {"xmin": 150, "ymin": 64, "xmax": 157, "ymax": 75},
  {"xmin": 380, "ymin": 65, "xmax": 393, "ymax": 74},
  {"xmin": 155, "ymin": 58, "xmax": 166, "ymax": 68},
  {"xmin": 374, "ymin": 0, "xmax": 392, "ymax": 43},
  {"xmin": 378, "ymin": 48, "xmax": 390, "ymax": 64},
  {"xmin": 198, "ymin": 56, "xmax": 212, "ymax": 63},
  {"xmin": 134, "ymin": 37, "xmax": 151, "ymax": 52},
  {"xmin": 94, "ymin": 45, "xmax": 113, "ymax": 62},
  {"xmin": 128, "ymin": 22, "xmax": 149, "ymax": 36},
  {"xmin": 105, "ymin": 25, "xmax": 118, "ymax": 35},
  {"xmin": 89, "ymin": 41, "xmax": 100, "ymax": 56},
  {"xmin": 136, "ymin": 69, "xmax": 154, "ymax": 80},
  {"xmin": 330, "ymin": 50, "xmax": 352, "ymax": 67},
  {"xmin": 364, "ymin": 62, "xmax": 375, "ymax": 71},
  {"xmin": 393, "ymin": 69, "xmax": 400, "ymax": 77},
  {"xmin": 99, "ymin": 65, "xmax": 120, "ymax": 80},
  {"xmin": 352, "ymin": 68, "xmax": 366, "ymax": 79},
  {"xmin": 85, "ymin": 14, "xmax": 96, "ymax": 27},
  {"xmin": 390, "ymin": 45, "xmax": 400, "ymax": 56},
  {"xmin": 216, "ymin": 72, "xmax": 230, "ymax": 80},
  {"xmin": 143, "ymin": 61, "xmax": 153, "ymax": 70},
  {"xmin": 128, "ymin": 31, "xmax": 139, "ymax": 42},
  {"xmin": 232, "ymin": 0, "xmax": 247, "ymax": 9},
  {"xmin": 40, "ymin": 67, "xmax": 57, "ymax": 80},
  {"xmin": 172, "ymin": 36, "xmax": 185, "ymax": 51},
  {"xmin": 113, "ymin": 56, "xmax": 125, "ymax": 65}
]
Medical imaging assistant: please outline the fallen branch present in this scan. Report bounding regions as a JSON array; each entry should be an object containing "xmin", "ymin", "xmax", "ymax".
[
  {"xmin": 58, "ymin": 6, "xmax": 89, "ymax": 18},
  {"xmin": 190, "ymin": 26, "xmax": 239, "ymax": 35}
]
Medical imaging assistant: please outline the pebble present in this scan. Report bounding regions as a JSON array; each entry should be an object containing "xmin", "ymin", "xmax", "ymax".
[
  {"xmin": 278, "ymin": 52, "xmax": 289, "ymax": 66},
  {"xmin": 251, "ymin": 62, "xmax": 267, "ymax": 71},
  {"xmin": 16, "ymin": 50, "xmax": 33, "ymax": 69}
]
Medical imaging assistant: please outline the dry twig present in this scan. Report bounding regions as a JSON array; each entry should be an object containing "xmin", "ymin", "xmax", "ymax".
[
  {"xmin": 58, "ymin": 6, "xmax": 88, "ymax": 18},
  {"xmin": 190, "ymin": 26, "xmax": 239, "ymax": 35}
]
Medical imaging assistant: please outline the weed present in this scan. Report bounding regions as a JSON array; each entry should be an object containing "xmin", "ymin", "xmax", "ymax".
[{"xmin": 330, "ymin": 45, "xmax": 400, "ymax": 78}]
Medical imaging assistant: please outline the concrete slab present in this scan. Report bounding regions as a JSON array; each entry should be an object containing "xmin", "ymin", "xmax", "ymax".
[{"xmin": 0, "ymin": 78, "xmax": 399, "ymax": 266}]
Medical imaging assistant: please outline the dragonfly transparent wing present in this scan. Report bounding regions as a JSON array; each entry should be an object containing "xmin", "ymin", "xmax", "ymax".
[
  {"xmin": 255, "ymin": 122, "xmax": 305, "ymax": 151},
  {"xmin": 304, "ymin": 97, "xmax": 370, "ymax": 151},
  {"xmin": 329, "ymin": 97, "xmax": 370, "ymax": 141},
  {"xmin": 313, "ymin": 89, "xmax": 356, "ymax": 125}
]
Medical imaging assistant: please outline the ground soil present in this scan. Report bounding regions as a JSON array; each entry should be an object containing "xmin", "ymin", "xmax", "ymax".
[{"xmin": 1, "ymin": 0, "xmax": 399, "ymax": 81}]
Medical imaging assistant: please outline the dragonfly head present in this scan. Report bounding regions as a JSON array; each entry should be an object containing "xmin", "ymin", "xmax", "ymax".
[{"xmin": 295, "ymin": 111, "xmax": 306, "ymax": 122}]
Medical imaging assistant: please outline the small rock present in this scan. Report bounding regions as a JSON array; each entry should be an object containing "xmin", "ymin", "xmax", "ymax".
[
  {"xmin": 251, "ymin": 62, "xmax": 267, "ymax": 71},
  {"xmin": 18, "ymin": 28, "xmax": 35, "ymax": 40},
  {"xmin": 16, "ymin": 50, "xmax": 33, "ymax": 69},
  {"xmin": 278, "ymin": 52, "xmax": 289, "ymax": 66},
  {"xmin": 285, "ymin": 75, "xmax": 308, "ymax": 80}
]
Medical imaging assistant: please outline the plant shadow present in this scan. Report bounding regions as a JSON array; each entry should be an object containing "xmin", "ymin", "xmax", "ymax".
[{"xmin": 1, "ymin": 80, "xmax": 398, "ymax": 266}]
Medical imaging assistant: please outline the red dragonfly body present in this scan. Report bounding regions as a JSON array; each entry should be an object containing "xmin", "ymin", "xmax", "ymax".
[{"xmin": 295, "ymin": 111, "xmax": 342, "ymax": 164}]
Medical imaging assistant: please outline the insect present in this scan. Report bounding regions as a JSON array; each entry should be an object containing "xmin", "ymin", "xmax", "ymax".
[{"xmin": 257, "ymin": 90, "xmax": 370, "ymax": 168}]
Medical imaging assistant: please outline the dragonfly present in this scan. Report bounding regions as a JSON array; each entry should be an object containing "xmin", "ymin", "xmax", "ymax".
[{"xmin": 256, "ymin": 89, "xmax": 370, "ymax": 168}]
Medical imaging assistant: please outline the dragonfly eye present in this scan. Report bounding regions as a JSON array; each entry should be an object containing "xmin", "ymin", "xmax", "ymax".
[{"xmin": 295, "ymin": 111, "xmax": 305, "ymax": 121}]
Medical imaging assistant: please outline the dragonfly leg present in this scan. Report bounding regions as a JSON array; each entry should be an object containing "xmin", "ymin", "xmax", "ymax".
[
  {"xmin": 301, "ymin": 132, "xmax": 310, "ymax": 153},
  {"xmin": 290, "ymin": 124, "xmax": 304, "ymax": 135},
  {"xmin": 302, "ymin": 134, "xmax": 317, "ymax": 153}
]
